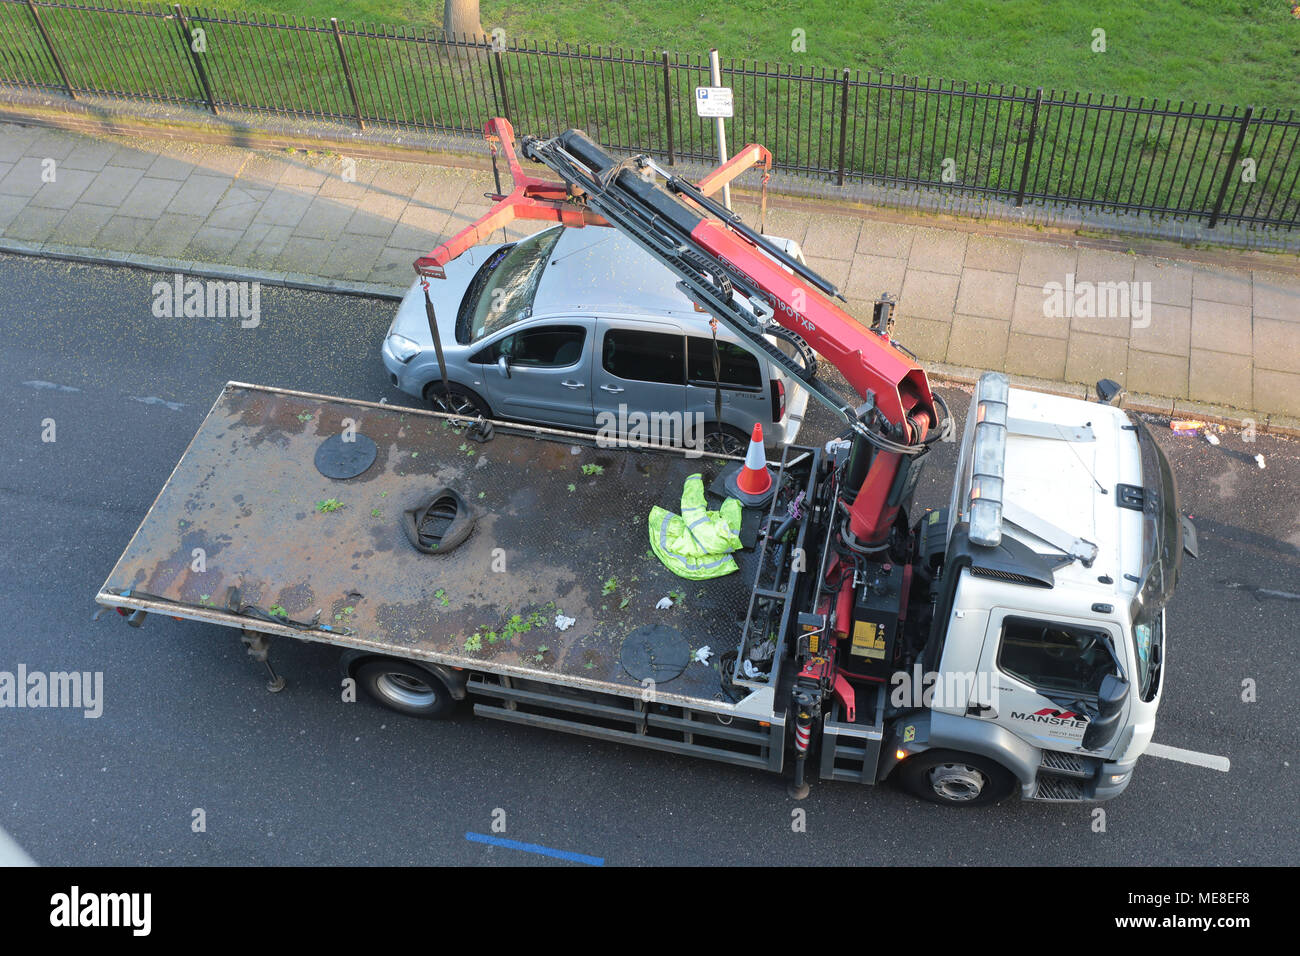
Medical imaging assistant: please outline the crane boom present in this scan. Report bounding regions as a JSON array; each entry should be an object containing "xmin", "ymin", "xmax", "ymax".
[
  {"xmin": 526, "ymin": 128, "xmax": 937, "ymax": 434},
  {"xmin": 414, "ymin": 118, "xmax": 946, "ymax": 547}
]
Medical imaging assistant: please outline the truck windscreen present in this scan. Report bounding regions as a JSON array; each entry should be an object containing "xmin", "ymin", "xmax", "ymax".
[{"xmin": 1130, "ymin": 418, "xmax": 1185, "ymax": 626}]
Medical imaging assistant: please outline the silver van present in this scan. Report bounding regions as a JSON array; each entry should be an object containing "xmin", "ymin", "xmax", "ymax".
[{"xmin": 381, "ymin": 224, "xmax": 811, "ymax": 455}]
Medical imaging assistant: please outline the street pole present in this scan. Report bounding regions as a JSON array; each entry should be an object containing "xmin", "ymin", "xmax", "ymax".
[{"xmin": 708, "ymin": 48, "xmax": 731, "ymax": 211}]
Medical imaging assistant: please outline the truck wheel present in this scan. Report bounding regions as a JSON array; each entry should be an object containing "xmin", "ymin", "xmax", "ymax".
[
  {"xmin": 897, "ymin": 750, "xmax": 1016, "ymax": 807},
  {"xmin": 424, "ymin": 382, "xmax": 492, "ymax": 422},
  {"xmin": 355, "ymin": 659, "xmax": 457, "ymax": 719}
]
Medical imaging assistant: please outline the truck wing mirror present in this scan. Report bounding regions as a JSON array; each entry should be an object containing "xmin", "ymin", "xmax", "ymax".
[
  {"xmin": 1096, "ymin": 673, "xmax": 1128, "ymax": 718},
  {"xmin": 1082, "ymin": 673, "xmax": 1129, "ymax": 751},
  {"xmin": 1095, "ymin": 378, "xmax": 1124, "ymax": 406}
]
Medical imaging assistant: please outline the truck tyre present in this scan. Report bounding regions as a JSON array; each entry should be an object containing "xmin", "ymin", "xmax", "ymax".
[
  {"xmin": 423, "ymin": 381, "xmax": 492, "ymax": 421},
  {"xmin": 355, "ymin": 659, "xmax": 458, "ymax": 719},
  {"xmin": 897, "ymin": 749, "xmax": 1016, "ymax": 806}
]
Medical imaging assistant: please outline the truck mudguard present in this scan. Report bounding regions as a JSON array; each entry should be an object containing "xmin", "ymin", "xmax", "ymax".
[{"xmin": 928, "ymin": 710, "xmax": 1041, "ymax": 789}]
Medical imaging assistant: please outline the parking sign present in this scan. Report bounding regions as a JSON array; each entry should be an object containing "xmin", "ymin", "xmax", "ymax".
[{"xmin": 694, "ymin": 86, "xmax": 734, "ymax": 118}]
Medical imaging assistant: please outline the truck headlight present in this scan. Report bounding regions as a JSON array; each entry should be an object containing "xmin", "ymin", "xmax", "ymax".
[{"xmin": 386, "ymin": 334, "xmax": 421, "ymax": 364}]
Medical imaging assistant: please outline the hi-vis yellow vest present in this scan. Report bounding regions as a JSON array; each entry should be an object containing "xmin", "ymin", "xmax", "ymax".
[{"xmin": 648, "ymin": 474, "xmax": 743, "ymax": 579}]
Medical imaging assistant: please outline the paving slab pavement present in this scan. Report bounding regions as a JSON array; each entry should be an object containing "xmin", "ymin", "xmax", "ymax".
[{"xmin": 1, "ymin": 120, "xmax": 1297, "ymax": 424}]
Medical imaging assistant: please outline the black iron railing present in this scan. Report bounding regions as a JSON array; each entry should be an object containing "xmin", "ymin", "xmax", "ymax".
[{"xmin": 1, "ymin": 0, "xmax": 1295, "ymax": 230}]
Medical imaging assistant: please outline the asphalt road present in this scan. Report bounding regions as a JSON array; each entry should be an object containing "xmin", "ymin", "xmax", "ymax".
[{"xmin": 0, "ymin": 252, "xmax": 1295, "ymax": 866}]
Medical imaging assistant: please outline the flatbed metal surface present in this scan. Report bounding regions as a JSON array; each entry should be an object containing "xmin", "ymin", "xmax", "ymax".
[{"xmin": 99, "ymin": 382, "xmax": 787, "ymax": 709}]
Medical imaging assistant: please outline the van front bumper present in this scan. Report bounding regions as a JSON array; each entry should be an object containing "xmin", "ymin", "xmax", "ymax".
[{"xmin": 381, "ymin": 338, "xmax": 424, "ymax": 397}]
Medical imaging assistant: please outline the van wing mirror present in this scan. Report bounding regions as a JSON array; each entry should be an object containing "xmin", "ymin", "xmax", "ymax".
[{"xmin": 496, "ymin": 355, "xmax": 511, "ymax": 379}]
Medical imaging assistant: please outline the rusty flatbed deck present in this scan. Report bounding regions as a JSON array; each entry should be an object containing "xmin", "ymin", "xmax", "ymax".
[{"xmin": 98, "ymin": 382, "xmax": 793, "ymax": 710}]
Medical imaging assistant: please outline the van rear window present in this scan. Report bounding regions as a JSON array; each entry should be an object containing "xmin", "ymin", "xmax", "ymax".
[{"xmin": 687, "ymin": 337, "xmax": 762, "ymax": 389}]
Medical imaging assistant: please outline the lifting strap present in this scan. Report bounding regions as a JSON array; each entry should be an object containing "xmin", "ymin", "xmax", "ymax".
[
  {"xmin": 487, "ymin": 138, "xmax": 503, "ymax": 198},
  {"xmin": 421, "ymin": 277, "xmax": 450, "ymax": 399},
  {"xmin": 709, "ymin": 316, "xmax": 723, "ymax": 423}
]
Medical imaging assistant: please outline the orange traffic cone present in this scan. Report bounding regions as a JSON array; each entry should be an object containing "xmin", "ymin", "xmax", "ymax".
[{"xmin": 724, "ymin": 423, "xmax": 775, "ymax": 507}]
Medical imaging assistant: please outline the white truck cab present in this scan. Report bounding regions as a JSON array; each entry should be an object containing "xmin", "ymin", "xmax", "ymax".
[{"xmin": 903, "ymin": 373, "xmax": 1191, "ymax": 802}]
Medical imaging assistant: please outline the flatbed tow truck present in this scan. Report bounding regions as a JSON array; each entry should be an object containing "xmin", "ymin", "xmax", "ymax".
[{"xmin": 96, "ymin": 120, "xmax": 1196, "ymax": 806}]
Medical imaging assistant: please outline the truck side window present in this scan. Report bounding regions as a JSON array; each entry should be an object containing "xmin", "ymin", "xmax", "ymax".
[
  {"xmin": 472, "ymin": 326, "xmax": 585, "ymax": 367},
  {"xmin": 603, "ymin": 329, "xmax": 685, "ymax": 385},
  {"xmin": 686, "ymin": 337, "xmax": 762, "ymax": 389},
  {"xmin": 998, "ymin": 617, "xmax": 1114, "ymax": 697}
]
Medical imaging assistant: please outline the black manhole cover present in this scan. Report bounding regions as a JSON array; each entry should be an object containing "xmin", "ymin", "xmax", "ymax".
[
  {"xmin": 315, "ymin": 433, "xmax": 377, "ymax": 480},
  {"xmin": 620, "ymin": 624, "xmax": 689, "ymax": 684}
]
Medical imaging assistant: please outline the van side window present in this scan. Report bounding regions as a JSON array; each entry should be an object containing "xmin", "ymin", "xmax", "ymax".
[
  {"xmin": 603, "ymin": 329, "xmax": 684, "ymax": 385},
  {"xmin": 998, "ymin": 617, "xmax": 1114, "ymax": 696},
  {"xmin": 471, "ymin": 325, "xmax": 585, "ymax": 367},
  {"xmin": 686, "ymin": 337, "xmax": 762, "ymax": 389}
]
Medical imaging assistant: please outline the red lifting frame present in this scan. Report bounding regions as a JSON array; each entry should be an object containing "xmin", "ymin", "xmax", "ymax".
[
  {"xmin": 413, "ymin": 120, "xmax": 776, "ymax": 278},
  {"xmin": 413, "ymin": 118, "xmax": 608, "ymax": 279}
]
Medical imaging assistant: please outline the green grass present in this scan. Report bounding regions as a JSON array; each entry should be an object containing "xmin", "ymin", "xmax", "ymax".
[
  {"xmin": 209, "ymin": 0, "xmax": 1297, "ymax": 108},
  {"xmin": 1, "ymin": 0, "xmax": 1295, "ymax": 223}
]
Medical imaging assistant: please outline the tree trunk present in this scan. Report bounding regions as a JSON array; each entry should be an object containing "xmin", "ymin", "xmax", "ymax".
[{"xmin": 443, "ymin": 0, "xmax": 484, "ymax": 41}]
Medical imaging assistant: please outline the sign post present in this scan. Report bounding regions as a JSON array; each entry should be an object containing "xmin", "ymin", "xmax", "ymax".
[{"xmin": 698, "ymin": 49, "xmax": 733, "ymax": 210}]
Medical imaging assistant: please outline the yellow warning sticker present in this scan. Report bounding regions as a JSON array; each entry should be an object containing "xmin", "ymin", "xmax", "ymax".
[
  {"xmin": 850, "ymin": 620, "xmax": 886, "ymax": 659},
  {"xmin": 903, "ymin": 725, "xmax": 915, "ymax": 743}
]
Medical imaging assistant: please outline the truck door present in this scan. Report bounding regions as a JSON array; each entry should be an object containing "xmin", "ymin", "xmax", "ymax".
[
  {"xmin": 472, "ymin": 320, "xmax": 595, "ymax": 428},
  {"xmin": 594, "ymin": 320, "xmax": 688, "ymax": 445},
  {"xmin": 969, "ymin": 609, "xmax": 1129, "ymax": 757}
]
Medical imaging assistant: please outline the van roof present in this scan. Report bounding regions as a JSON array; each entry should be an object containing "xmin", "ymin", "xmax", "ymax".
[{"xmin": 531, "ymin": 226, "xmax": 728, "ymax": 326}]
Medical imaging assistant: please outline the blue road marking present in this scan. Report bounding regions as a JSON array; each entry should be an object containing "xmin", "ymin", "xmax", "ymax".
[{"xmin": 465, "ymin": 832, "xmax": 604, "ymax": 866}]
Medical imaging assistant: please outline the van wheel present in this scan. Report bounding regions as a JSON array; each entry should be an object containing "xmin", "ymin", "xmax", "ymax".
[
  {"xmin": 355, "ymin": 659, "xmax": 457, "ymax": 719},
  {"xmin": 423, "ymin": 382, "xmax": 491, "ymax": 422},
  {"xmin": 897, "ymin": 750, "xmax": 1016, "ymax": 806},
  {"xmin": 702, "ymin": 424, "xmax": 750, "ymax": 457}
]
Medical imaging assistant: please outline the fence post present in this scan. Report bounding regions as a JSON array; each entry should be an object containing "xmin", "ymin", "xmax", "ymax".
[
  {"xmin": 1207, "ymin": 105, "xmax": 1254, "ymax": 230},
  {"xmin": 1015, "ymin": 86, "xmax": 1043, "ymax": 207},
  {"xmin": 835, "ymin": 68, "xmax": 850, "ymax": 186},
  {"xmin": 24, "ymin": 0, "xmax": 76, "ymax": 100},
  {"xmin": 662, "ymin": 51, "xmax": 674, "ymax": 166},
  {"xmin": 330, "ymin": 18, "xmax": 365, "ymax": 130},
  {"xmin": 172, "ymin": 6, "xmax": 217, "ymax": 115},
  {"xmin": 492, "ymin": 39, "xmax": 511, "ymax": 122}
]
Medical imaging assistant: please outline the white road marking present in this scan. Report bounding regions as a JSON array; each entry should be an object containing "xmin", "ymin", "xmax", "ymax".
[
  {"xmin": 1225, "ymin": 581, "xmax": 1300, "ymax": 602},
  {"xmin": 130, "ymin": 395, "xmax": 187, "ymax": 411},
  {"xmin": 22, "ymin": 380, "xmax": 80, "ymax": 393},
  {"xmin": 1146, "ymin": 742, "xmax": 1230, "ymax": 772}
]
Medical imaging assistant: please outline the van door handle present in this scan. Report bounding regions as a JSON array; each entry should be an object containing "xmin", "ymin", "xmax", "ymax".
[
  {"xmin": 600, "ymin": 384, "xmax": 624, "ymax": 393},
  {"xmin": 561, "ymin": 380, "xmax": 585, "ymax": 390}
]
